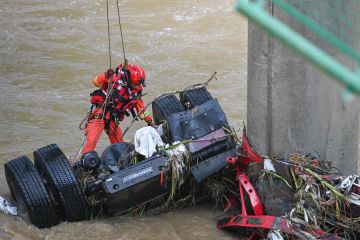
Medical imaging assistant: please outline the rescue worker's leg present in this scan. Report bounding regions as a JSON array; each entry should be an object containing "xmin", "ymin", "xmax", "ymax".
[
  {"xmin": 82, "ymin": 118, "xmax": 105, "ymax": 154},
  {"xmin": 107, "ymin": 120, "xmax": 123, "ymax": 143},
  {"xmin": 135, "ymin": 98, "xmax": 154, "ymax": 126}
]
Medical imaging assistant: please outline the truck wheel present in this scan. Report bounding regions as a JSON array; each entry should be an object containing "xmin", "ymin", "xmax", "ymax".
[
  {"xmin": 180, "ymin": 87, "xmax": 212, "ymax": 109},
  {"xmin": 152, "ymin": 94, "xmax": 185, "ymax": 125},
  {"xmin": 4, "ymin": 156, "xmax": 59, "ymax": 228},
  {"xmin": 34, "ymin": 144, "xmax": 89, "ymax": 222}
]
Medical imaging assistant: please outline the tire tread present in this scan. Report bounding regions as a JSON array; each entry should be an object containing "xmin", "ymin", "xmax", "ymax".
[
  {"xmin": 180, "ymin": 87, "xmax": 212, "ymax": 109},
  {"xmin": 152, "ymin": 95, "xmax": 185, "ymax": 125},
  {"xmin": 4, "ymin": 156, "xmax": 59, "ymax": 228},
  {"xmin": 34, "ymin": 144, "xmax": 88, "ymax": 222}
]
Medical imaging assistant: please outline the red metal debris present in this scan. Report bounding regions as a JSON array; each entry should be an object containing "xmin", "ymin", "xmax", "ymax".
[{"xmin": 217, "ymin": 128, "xmax": 341, "ymax": 239}]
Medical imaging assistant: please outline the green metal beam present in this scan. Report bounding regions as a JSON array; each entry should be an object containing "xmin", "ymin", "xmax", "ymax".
[
  {"xmin": 235, "ymin": 0, "xmax": 360, "ymax": 95},
  {"xmin": 272, "ymin": 0, "xmax": 360, "ymax": 64}
]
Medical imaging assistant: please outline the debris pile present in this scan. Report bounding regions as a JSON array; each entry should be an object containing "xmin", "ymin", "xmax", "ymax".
[
  {"xmin": 277, "ymin": 153, "xmax": 360, "ymax": 239},
  {"xmin": 210, "ymin": 128, "xmax": 360, "ymax": 239},
  {"xmin": 106, "ymin": 128, "xmax": 360, "ymax": 239}
]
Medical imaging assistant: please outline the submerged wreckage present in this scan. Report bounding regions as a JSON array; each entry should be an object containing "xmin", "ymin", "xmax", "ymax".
[
  {"xmin": 4, "ymin": 87, "xmax": 235, "ymax": 226},
  {"xmin": 3, "ymin": 87, "xmax": 360, "ymax": 239}
]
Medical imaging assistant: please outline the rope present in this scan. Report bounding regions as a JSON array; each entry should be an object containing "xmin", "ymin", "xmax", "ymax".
[
  {"xmin": 72, "ymin": 0, "xmax": 116, "ymax": 162},
  {"xmin": 72, "ymin": 87, "xmax": 115, "ymax": 163},
  {"xmin": 72, "ymin": 1, "xmax": 216, "ymax": 162},
  {"xmin": 116, "ymin": 0, "xmax": 126, "ymax": 62},
  {"xmin": 80, "ymin": 0, "xmax": 119, "ymax": 155},
  {"xmin": 106, "ymin": 0, "xmax": 112, "ymax": 68}
]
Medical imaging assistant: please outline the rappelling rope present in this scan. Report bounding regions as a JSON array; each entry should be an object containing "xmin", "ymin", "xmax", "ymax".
[
  {"xmin": 106, "ymin": 0, "xmax": 112, "ymax": 68},
  {"xmin": 72, "ymin": 0, "xmax": 215, "ymax": 162},
  {"xmin": 79, "ymin": 0, "xmax": 125, "ymax": 132},
  {"xmin": 116, "ymin": 0, "xmax": 126, "ymax": 62},
  {"xmin": 86, "ymin": 0, "xmax": 125, "ymax": 153},
  {"xmin": 71, "ymin": 0, "xmax": 117, "ymax": 163},
  {"xmin": 73, "ymin": 78, "xmax": 117, "ymax": 163}
]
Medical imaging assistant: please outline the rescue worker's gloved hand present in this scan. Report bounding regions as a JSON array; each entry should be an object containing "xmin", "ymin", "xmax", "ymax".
[
  {"xmin": 121, "ymin": 100, "xmax": 138, "ymax": 115},
  {"xmin": 91, "ymin": 95, "xmax": 104, "ymax": 105},
  {"xmin": 115, "ymin": 99, "xmax": 137, "ymax": 121},
  {"xmin": 90, "ymin": 89, "xmax": 106, "ymax": 106},
  {"xmin": 146, "ymin": 120, "xmax": 155, "ymax": 127},
  {"xmin": 114, "ymin": 105, "xmax": 125, "ymax": 121},
  {"xmin": 117, "ymin": 112, "xmax": 125, "ymax": 121},
  {"xmin": 144, "ymin": 115, "xmax": 155, "ymax": 127}
]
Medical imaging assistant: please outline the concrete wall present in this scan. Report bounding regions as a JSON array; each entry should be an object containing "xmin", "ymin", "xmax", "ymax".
[{"xmin": 247, "ymin": 1, "xmax": 359, "ymax": 175}]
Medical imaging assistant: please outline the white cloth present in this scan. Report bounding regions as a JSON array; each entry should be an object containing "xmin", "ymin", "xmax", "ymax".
[{"xmin": 134, "ymin": 126, "xmax": 164, "ymax": 158}]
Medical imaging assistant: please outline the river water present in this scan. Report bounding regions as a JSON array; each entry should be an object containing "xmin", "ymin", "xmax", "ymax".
[{"xmin": 0, "ymin": 0, "xmax": 247, "ymax": 239}]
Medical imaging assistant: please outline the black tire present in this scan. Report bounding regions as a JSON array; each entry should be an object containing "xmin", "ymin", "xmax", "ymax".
[
  {"xmin": 152, "ymin": 94, "xmax": 185, "ymax": 125},
  {"xmin": 4, "ymin": 156, "xmax": 59, "ymax": 228},
  {"xmin": 180, "ymin": 87, "xmax": 212, "ymax": 109},
  {"xmin": 33, "ymin": 144, "xmax": 89, "ymax": 222},
  {"xmin": 101, "ymin": 142, "xmax": 135, "ymax": 172}
]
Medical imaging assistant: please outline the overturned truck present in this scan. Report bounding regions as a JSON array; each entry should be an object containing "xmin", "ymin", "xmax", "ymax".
[{"xmin": 4, "ymin": 87, "xmax": 236, "ymax": 228}]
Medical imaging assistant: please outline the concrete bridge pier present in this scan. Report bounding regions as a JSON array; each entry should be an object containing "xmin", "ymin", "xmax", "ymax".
[{"xmin": 246, "ymin": 1, "xmax": 359, "ymax": 174}]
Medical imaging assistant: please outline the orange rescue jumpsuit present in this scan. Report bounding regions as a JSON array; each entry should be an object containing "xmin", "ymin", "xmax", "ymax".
[{"xmin": 82, "ymin": 68, "xmax": 153, "ymax": 154}]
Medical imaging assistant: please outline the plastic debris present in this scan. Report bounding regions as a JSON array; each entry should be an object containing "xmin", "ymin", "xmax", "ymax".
[
  {"xmin": 156, "ymin": 123, "xmax": 164, "ymax": 137},
  {"xmin": 165, "ymin": 141, "xmax": 187, "ymax": 198},
  {"xmin": 264, "ymin": 158, "xmax": 276, "ymax": 172},
  {"xmin": 0, "ymin": 196, "xmax": 17, "ymax": 216},
  {"xmin": 337, "ymin": 175, "xmax": 360, "ymax": 206},
  {"xmin": 165, "ymin": 142, "xmax": 187, "ymax": 158},
  {"xmin": 267, "ymin": 230, "xmax": 284, "ymax": 240},
  {"xmin": 134, "ymin": 126, "xmax": 164, "ymax": 158}
]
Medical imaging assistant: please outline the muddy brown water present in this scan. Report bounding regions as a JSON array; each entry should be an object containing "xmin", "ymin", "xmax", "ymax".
[{"xmin": 0, "ymin": 0, "xmax": 247, "ymax": 239}]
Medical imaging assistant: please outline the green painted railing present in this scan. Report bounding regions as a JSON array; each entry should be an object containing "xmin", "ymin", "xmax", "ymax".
[
  {"xmin": 235, "ymin": 0, "xmax": 360, "ymax": 95},
  {"xmin": 271, "ymin": 0, "xmax": 360, "ymax": 64}
]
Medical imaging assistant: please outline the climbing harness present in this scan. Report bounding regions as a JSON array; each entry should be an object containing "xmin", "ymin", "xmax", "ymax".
[{"xmin": 73, "ymin": 0, "xmax": 127, "ymax": 161}]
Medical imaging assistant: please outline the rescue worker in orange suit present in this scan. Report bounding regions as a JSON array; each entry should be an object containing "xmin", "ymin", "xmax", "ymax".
[{"xmin": 81, "ymin": 63, "xmax": 154, "ymax": 155}]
